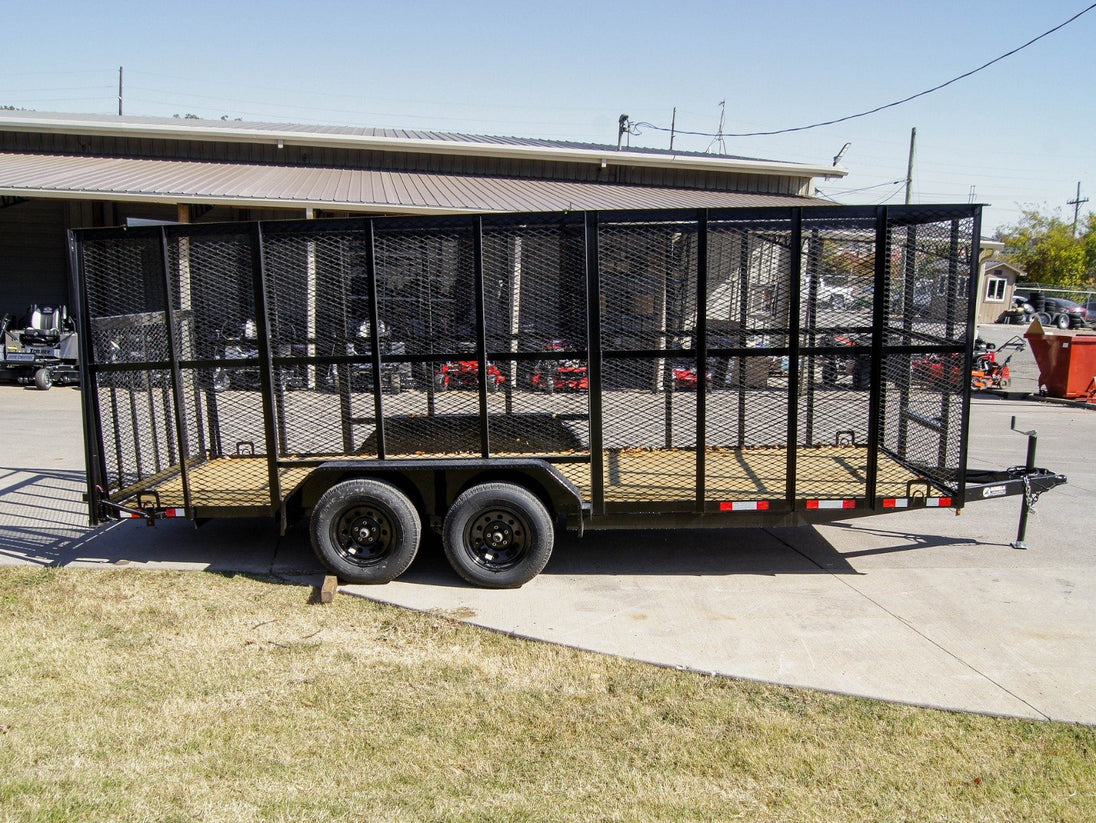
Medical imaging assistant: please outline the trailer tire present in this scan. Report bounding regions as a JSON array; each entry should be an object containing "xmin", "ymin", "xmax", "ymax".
[
  {"xmin": 34, "ymin": 368, "xmax": 52, "ymax": 391},
  {"xmin": 310, "ymin": 479, "xmax": 421, "ymax": 584},
  {"xmin": 442, "ymin": 482, "xmax": 553, "ymax": 588}
]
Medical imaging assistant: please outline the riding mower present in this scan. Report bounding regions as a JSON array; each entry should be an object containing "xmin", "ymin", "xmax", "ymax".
[
  {"xmin": 0, "ymin": 305, "xmax": 80, "ymax": 390},
  {"xmin": 911, "ymin": 335, "xmax": 1024, "ymax": 392}
]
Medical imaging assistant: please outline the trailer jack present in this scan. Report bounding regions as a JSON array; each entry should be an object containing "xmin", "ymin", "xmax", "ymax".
[
  {"xmin": 1009, "ymin": 416, "xmax": 1038, "ymax": 550},
  {"xmin": 962, "ymin": 417, "xmax": 1068, "ymax": 550}
]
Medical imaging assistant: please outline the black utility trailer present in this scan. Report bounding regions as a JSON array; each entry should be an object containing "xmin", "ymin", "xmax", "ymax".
[{"xmin": 69, "ymin": 206, "xmax": 1065, "ymax": 587}]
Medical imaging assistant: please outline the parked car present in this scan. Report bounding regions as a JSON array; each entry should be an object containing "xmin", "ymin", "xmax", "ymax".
[{"xmin": 1015, "ymin": 294, "xmax": 1089, "ymax": 330}]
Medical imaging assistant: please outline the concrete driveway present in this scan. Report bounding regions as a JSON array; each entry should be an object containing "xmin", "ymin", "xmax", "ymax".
[{"xmin": 1, "ymin": 354, "xmax": 1093, "ymax": 724}]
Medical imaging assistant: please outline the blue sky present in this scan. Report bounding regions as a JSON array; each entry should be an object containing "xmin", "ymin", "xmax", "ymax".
[{"xmin": 2, "ymin": 0, "xmax": 1094, "ymax": 234}]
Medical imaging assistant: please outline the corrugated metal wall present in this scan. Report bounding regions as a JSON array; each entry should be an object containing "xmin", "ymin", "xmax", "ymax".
[{"xmin": 0, "ymin": 199, "xmax": 69, "ymax": 314}]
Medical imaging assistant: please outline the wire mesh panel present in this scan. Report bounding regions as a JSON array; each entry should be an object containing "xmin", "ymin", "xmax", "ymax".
[
  {"xmin": 163, "ymin": 226, "xmax": 275, "ymax": 508},
  {"xmin": 877, "ymin": 210, "xmax": 977, "ymax": 495},
  {"xmin": 261, "ymin": 223, "xmax": 372, "ymax": 456},
  {"xmin": 371, "ymin": 219, "xmax": 481, "ymax": 455},
  {"xmin": 794, "ymin": 214, "xmax": 878, "ymax": 500},
  {"xmin": 482, "ymin": 217, "xmax": 591, "ymax": 462},
  {"xmin": 597, "ymin": 217, "xmax": 699, "ymax": 505},
  {"xmin": 704, "ymin": 217, "xmax": 793, "ymax": 502},
  {"xmin": 81, "ymin": 233, "xmax": 176, "ymax": 496}
]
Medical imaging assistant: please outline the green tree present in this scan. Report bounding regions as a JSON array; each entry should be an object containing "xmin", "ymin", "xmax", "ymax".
[{"xmin": 996, "ymin": 209, "xmax": 1095, "ymax": 288}]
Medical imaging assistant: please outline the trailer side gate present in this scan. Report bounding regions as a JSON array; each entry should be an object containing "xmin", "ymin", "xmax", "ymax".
[{"xmin": 71, "ymin": 204, "xmax": 986, "ymax": 585}]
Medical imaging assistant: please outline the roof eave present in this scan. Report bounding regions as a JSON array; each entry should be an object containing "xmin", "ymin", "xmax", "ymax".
[{"xmin": 1, "ymin": 114, "xmax": 847, "ymax": 180}]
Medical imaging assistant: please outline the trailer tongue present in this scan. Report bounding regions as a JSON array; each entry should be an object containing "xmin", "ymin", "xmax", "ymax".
[{"xmin": 70, "ymin": 205, "xmax": 1066, "ymax": 587}]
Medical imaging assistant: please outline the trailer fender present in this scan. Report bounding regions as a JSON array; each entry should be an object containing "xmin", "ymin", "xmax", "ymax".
[{"xmin": 298, "ymin": 458, "xmax": 586, "ymax": 534}]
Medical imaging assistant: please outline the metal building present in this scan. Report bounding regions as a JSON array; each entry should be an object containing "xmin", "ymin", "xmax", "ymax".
[{"xmin": 0, "ymin": 110, "xmax": 845, "ymax": 311}]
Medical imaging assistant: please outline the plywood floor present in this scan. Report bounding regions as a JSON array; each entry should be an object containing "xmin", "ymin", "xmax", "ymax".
[
  {"xmin": 112, "ymin": 446, "xmax": 926, "ymax": 510},
  {"xmin": 553, "ymin": 446, "xmax": 924, "ymax": 502}
]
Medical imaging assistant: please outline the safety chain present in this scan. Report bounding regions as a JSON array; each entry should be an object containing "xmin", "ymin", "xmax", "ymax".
[{"xmin": 1022, "ymin": 474, "xmax": 1042, "ymax": 513}]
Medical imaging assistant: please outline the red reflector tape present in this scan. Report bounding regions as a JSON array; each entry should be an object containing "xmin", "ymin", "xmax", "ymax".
[
  {"xmin": 807, "ymin": 500, "xmax": 855, "ymax": 510},
  {"xmin": 719, "ymin": 501, "xmax": 771, "ymax": 512},
  {"xmin": 883, "ymin": 498, "xmax": 909, "ymax": 509},
  {"xmin": 166, "ymin": 508, "xmax": 185, "ymax": 518},
  {"xmin": 926, "ymin": 497, "xmax": 952, "ymax": 507}
]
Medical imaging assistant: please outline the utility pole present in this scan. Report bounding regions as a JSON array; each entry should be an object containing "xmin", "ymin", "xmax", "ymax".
[
  {"xmin": 669, "ymin": 107, "xmax": 676, "ymax": 151},
  {"xmin": 118, "ymin": 66, "xmax": 123, "ymax": 116},
  {"xmin": 1067, "ymin": 181, "xmax": 1088, "ymax": 236},
  {"xmin": 904, "ymin": 127, "xmax": 916, "ymax": 205}
]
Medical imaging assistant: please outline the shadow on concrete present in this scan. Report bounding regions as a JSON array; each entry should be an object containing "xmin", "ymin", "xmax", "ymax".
[
  {"xmin": 391, "ymin": 523, "xmax": 867, "ymax": 589},
  {"xmin": 1, "ymin": 464, "xmax": 987, "ymax": 588},
  {"xmin": 0, "ymin": 465, "xmax": 320, "ymax": 575},
  {"xmin": 822, "ymin": 521, "xmax": 990, "ymax": 558}
]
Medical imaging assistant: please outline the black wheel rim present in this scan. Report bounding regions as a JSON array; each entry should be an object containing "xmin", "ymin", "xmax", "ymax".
[
  {"xmin": 333, "ymin": 504, "xmax": 396, "ymax": 567},
  {"xmin": 463, "ymin": 507, "xmax": 530, "ymax": 571}
]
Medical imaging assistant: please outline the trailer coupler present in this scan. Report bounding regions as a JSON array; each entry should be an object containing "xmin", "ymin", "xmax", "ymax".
[{"xmin": 964, "ymin": 466, "xmax": 1068, "ymax": 503}]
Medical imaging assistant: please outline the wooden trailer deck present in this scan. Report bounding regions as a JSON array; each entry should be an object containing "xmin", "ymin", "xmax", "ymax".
[{"xmin": 110, "ymin": 445, "xmax": 931, "ymax": 512}]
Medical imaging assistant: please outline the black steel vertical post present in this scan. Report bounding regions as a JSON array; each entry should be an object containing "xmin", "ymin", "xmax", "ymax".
[
  {"xmin": 161, "ymin": 387, "xmax": 176, "ymax": 467},
  {"xmin": 897, "ymin": 223, "xmax": 917, "ymax": 457},
  {"xmin": 157, "ymin": 227, "xmax": 194, "ymax": 514},
  {"xmin": 864, "ymin": 208, "xmax": 889, "ymax": 508},
  {"xmin": 249, "ymin": 222, "xmax": 283, "ymax": 512},
  {"xmin": 70, "ymin": 231, "xmax": 108, "ymax": 524},
  {"xmin": 736, "ymin": 231, "xmax": 749, "ymax": 448},
  {"xmin": 784, "ymin": 210, "xmax": 803, "ymax": 507},
  {"xmin": 472, "ymin": 217, "xmax": 491, "ymax": 458},
  {"xmin": 364, "ymin": 219, "xmax": 386, "ymax": 459},
  {"xmin": 956, "ymin": 207, "xmax": 982, "ymax": 506},
  {"xmin": 939, "ymin": 218, "xmax": 962, "ymax": 473},
  {"xmin": 1011, "ymin": 419, "xmax": 1037, "ymax": 549},
  {"xmin": 585, "ymin": 211, "xmax": 605, "ymax": 516},
  {"xmin": 804, "ymin": 228, "xmax": 821, "ymax": 446},
  {"xmin": 695, "ymin": 211, "xmax": 708, "ymax": 511}
]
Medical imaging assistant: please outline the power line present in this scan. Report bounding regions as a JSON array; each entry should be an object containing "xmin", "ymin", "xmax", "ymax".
[
  {"xmin": 630, "ymin": 2, "xmax": 1096, "ymax": 140},
  {"xmin": 819, "ymin": 179, "xmax": 905, "ymax": 196}
]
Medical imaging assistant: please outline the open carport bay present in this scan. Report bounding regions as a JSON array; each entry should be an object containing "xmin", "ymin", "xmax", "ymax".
[{"xmin": 1, "ymin": 384, "xmax": 1093, "ymax": 723}]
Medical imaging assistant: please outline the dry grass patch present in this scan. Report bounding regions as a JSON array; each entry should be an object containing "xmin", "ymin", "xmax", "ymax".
[{"xmin": 0, "ymin": 567, "xmax": 1092, "ymax": 822}]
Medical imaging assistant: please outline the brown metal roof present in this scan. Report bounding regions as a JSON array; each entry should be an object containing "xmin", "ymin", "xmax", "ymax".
[
  {"xmin": 0, "ymin": 110, "xmax": 846, "ymax": 181},
  {"xmin": 0, "ymin": 152, "xmax": 821, "ymax": 214}
]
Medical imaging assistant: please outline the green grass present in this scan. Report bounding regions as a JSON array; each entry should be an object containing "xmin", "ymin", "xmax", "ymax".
[{"xmin": 0, "ymin": 567, "xmax": 1092, "ymax": 822}]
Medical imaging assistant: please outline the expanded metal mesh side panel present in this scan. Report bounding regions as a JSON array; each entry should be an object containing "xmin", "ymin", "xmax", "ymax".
[
  {"xmin": 881, "ymin": 355, "xmax": 964, "ymax": 494},
  {"xmin": 262, "ymin": 226, "xmax": 369, "ymax": 455},
  {"xmin": 884, "ymin": 214, "xmax": 974, "ymax": 344},
  {"xmin": 874, "ymin": 212, "xmax": 975, "ymax": 495},
  {"xmin": 80, "ymin": 234, "xmax": 173, "ymax": 496},
  {"xmin": 165, "ymin": 230, "xmax": 265, "ymax": 473},
  {"xmin": 483, "ymin": 219, "xmax": 592, "ymax": 462},
  {"xmin": 372, "ymin": 220, "xmax": 478, "ymax": 454},
  {"xmin": 92, "ymin": 373, "xmax": 177, "ymax": 494},
  {"xmin": 794, "ymin": 215, "xmax": 877, "ymax": 499},
  {"xmin": 597, "ymin": 219, "xmax": 698, "ymax": 503},
  {"xmin": 703, "ymin": 219, "xmax": 792, "ymax": 501}
]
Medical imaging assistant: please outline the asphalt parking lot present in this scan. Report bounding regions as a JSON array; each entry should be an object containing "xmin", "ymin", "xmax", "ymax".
[{"xmin": 1, "ymin": 336, "xmax": 1093, "ymax": 724}]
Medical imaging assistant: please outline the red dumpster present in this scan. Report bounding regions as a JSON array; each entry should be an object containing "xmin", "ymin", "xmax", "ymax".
[{"xmin": 1024, "ymin": 320, "xmax": 1096, "ymax": 398}]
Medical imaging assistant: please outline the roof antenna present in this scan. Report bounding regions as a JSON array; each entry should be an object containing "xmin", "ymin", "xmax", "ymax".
[{"xmin": 706, "ymin": 100, "xmax": 726, "ymax": 155}]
